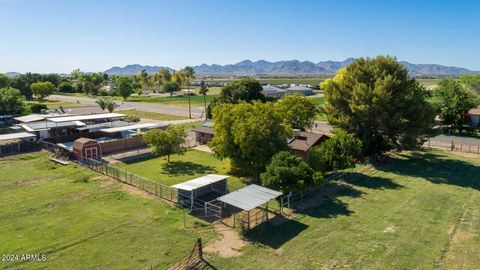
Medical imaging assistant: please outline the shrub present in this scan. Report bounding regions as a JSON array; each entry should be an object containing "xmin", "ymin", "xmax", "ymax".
[{"xmin": 29, "ymin": 103, "xmax": 48, "ymax": 113}]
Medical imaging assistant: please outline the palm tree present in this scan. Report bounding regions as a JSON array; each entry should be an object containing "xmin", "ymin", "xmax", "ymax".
[
  {"xmin": 178, "ymin": 66, "xmax": 195, "ymax": 119},
  {"xmin": 105, "ymin": 100, "xmax": 120, "ymax": 113},
  {"xmin": 96, "ymin": 98, "xmax": 108, "ymax": 111},
  {"xmin": 199, "ymin": 80, "xmax": 209, "ymax": 121}
]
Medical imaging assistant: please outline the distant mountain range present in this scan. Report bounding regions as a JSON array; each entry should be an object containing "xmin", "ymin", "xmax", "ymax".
[
  {"xmin": 5, "ymin": 59, "xmax": 478, "ymax": 77},
  {"xmin": 101, "ymin": 59, "xmax": 478, "ymax": 77},
  {"xmin": 103, "ymin": 64, "xmax": 175, "ymax": 76}
]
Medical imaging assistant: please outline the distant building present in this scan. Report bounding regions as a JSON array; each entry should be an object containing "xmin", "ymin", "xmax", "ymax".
[
  {"xmin": 262, "ymin": 85, "xmax": 286, "ymax": 98},
  {"xmin": 469, "ymin": 107, "xmax": 480, "ymax": 128},
  {"xmin": 192, "ymin": 121, "xmax": 214, "ymax": 144},
  {"xmin": 288, "ymin": 131, "xmax": 330, "ymax": 159},
  {"xmin": 285, "ymin": 85, "xmax": 314, "ymax": 96}
]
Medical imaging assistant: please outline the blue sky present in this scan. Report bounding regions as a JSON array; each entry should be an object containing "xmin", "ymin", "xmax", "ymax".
[{"xmin": 1, "ymin": 0, "xmax": 479, "ymax": 73}]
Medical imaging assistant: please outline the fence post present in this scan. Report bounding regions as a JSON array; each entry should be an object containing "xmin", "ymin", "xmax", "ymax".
[{"xmin": 197, "ymin": 238, "xmax": 203, "ymax": 261}]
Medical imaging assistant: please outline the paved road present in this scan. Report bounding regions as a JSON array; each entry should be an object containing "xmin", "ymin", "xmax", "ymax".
[
  {"xmin": 50, "ymin": 94, "xmax": 204, "ymax": 118},
  {"xmin": 429, "ymin": 134, "xmax": 480, "ymax": 146}
]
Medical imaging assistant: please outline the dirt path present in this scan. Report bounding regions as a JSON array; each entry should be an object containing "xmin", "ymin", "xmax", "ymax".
[{"xmin": 204, "ymin": 222, "xmax": 246, "ymax": 257}]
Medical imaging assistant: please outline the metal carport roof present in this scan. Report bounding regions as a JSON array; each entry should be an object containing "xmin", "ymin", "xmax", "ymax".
[
  {"xmin": 171, "ymin": 174, "xmax": 229, "ymax": 191},
  {"xmin": 217, "ymin": 184, "xmax": 282, "ymax": 211},
  {"xmin": 99, "ymin": 123, "xmax": 167, "ymax": 133},
  {"xmin": 0, "ymin": 132, "xmax": 36, "ymax": 141}
]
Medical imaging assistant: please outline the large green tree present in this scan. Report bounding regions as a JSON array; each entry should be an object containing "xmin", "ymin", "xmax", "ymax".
[
  {"xmin": 31, "ymin": 81, "xmax": 55, "ymax": 100},
  {"xmin": 12, "ymin": 73, "xmax": 42, "ymax": 100},
  {"xmin": 307, "ymin": 129, "xmax": 362, "ymax": 172},
  {"xmin": 207, "ymin": 78, "xmax": 268, "ymax": 118},
  {"xmin": 0, "ymin": 74, "xmax": 12, "ymax": 88},
  {"xmin": 142, "ymin": 125, "xmax": 187, "ymax": 162},
  {"xmin": 0, "ymin": 87, "xmax": 26, "ymax": 115},
  {"xmin": 210, "ymin": 101, "xmax": 292, "ymax": 177},
  {"xmin": 459, "ymin": 74, "xmax": 480, "ymax": 96},
  {"xmin": 322, "ymin": 56, "xmax": 435, "ymax": 156},
  {"xmin": 275, "ymin": 94, "xmax": 319, "ymax": 130},
  {"xmin": 116, "ymin": 77, "xmax": 134, "ymax": 100},
  {"xmin": 162, "ymin": 81, "xmax": 180, "ymax": 97},
  {"xmin": 260, "ymin": 151, "xmax": 322, "ymax": 192},
  {"xmin": 433, "ymin": 79, "xmax": 479, "ymax": 133}
]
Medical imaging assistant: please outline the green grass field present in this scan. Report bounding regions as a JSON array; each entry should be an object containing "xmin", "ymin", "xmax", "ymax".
[
  {"xmin": 0, "ymin": 152, "xmax": 215, "ymax": 269},
  {"xmin": 116, "ymin": 150, "xmax": 248, "ymax": 191},
  {"xmin": 2, "ymin": 149, "xmax": 479, "ymax": 269},
  {"xmin": 209, "ymin": 150, "xmax": 480, "ymax": 269},
  {"xmin": 117, "ymin": 109, "xmax": 188, "ymax": 121},
  {"xmin": 114, "ymin": 94, "xmax": 217, "ymax": 108}
]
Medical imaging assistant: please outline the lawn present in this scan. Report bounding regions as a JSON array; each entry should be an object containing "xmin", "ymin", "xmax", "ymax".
[
  {"xmin": 117, "ymin": 109, "xmax": 188, "ymax": 121},
  {"xmin": 114, "ymin": 94, "xmax": 217, "ymax": 108},
  {"xmin": 0, "ymin": 152, "xmax": 215, "ymax": 269},
  {"xmin": 2, "ymin": 149, "xmax": 480, "ymax": 269},
  {"xmin": 26, "ymin": 99, "xmax": 85, "ymax": 110},
  {"xmin": 116, "ymin": 149, "xmax": 248, "ymax": 191},
  {"xmin": 208, "ymin": 150, "xmax": 480, "ymax": 269}
]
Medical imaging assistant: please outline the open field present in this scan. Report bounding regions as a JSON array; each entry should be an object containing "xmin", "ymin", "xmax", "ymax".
[
  {"xmin": 0, "ymin": 152, "xmax": 215, "ymax": 269},
  {"xmin": 117, "ymin": 109, "xmax": 188, "ymax": 121},
  {"xmin": 111, "ymin": 94, "xmax": 217, "ymax": 108},
  {"xmin": 208, "ymin": 150, "xmax": 480, "ymax": 269},
  {"xmin": 26, "ymin": 99, "xmax": 85, "ymax": 110},
  {"xmin": 417, "ymin": 78, "xmax": 441, "ymax": 90},
  {"xmin": 116, "ymin": 149, "xmax": 248, "ymax": 191},
  {"xmin": 2, "ymin": 149, "xmax": 479, "ymax": 269}
]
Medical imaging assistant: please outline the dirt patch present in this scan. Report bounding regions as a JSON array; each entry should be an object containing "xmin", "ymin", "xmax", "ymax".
[
  {"xmin": 18, "ymin": 177, "xmax": 50, "ymax": 185},
  {"xmin": 192, "ymin": 145, "xmax": 213, "ymax": 153},
  {"xmin": 204, "ymin": 222, "xmax": 246, "ymax": 257},
  {"xmin": 383, "ymin": 226, "xmax": 396, "ymax": 233}
]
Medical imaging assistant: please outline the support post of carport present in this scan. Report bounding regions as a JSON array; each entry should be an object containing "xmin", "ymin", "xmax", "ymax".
[{"xmin": 190, "ymin": 191, "xmax": 194, "ymax": 210}]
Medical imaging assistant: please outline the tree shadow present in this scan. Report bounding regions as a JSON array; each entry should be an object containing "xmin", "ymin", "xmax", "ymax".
[
  {"xmin": 245, "ymin": 219, "xmax": 309, "ymax": 249},
  {"xmin": 341, "ymin": 172, "xmax": 404, "ymax": 190},
  {"xmin": 162, "ymin": 161, "xmax": 215, "ymax": 176},
  {"xmin": 376, "ymin": 150, "xmax": 480, "ymax": 190},
  {"xmin": 295, "ymin": 172, "xmax": 403, "ymax": 219}
]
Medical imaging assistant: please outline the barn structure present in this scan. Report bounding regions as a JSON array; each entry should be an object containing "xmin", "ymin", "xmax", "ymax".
[
  {"xmin": 171, "ymin": 174, "xmax": 229, "ymax": 209},
  {"xmin": 72, "ymin": 138, "xmax": 102, "ymax": 160}
]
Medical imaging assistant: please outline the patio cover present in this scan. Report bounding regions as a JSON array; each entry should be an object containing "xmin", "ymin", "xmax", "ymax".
[
  {"xmin": 171, "ymin": 174, "xmax": 228, "ymax": 191},
  {"xmin": 217, "ymin": 184, "xmax": 282, "ymax": 211}
]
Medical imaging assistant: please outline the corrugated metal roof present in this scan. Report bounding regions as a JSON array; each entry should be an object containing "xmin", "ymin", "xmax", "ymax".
[
  {"xmin": 217, "ymin": 184, "xmax": 282, "ymax": 211},
  {"xmin": 0, "ymin": 132, "xmax": 36, "ymax": 141},
  {"xmin": 47, "ymin": 113, "xmax": 125, "ymax": 123},
  {"xmin": 14, "ymin": 113, "xmax": 72, "ymax": 123},
  {"xmin": 99, "ymin": 123, "xmax": 167, "ymax": 133},
  {"xmin": 171, "ymin": 174, "xmax": 229, "ymax": 191}
]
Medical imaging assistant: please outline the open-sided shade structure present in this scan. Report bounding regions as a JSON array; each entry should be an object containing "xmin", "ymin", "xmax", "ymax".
[
  {"xmin": 217, "ymin": 184, "xmax": 282, "ymax": 211},
  {"xmin": 47, "ymin": 113, "xmax": 125, "ymax": 123},
  {"xmin": 0, "ymin": 132, "xmax": 36, "ymax": 142},
  {"xmin": 99, "ymin": 123, "xmax": 168, "ymax": 133},
  {"xmin": 172, "ymin": 174, "xmax": 229, "ymax": 209}
]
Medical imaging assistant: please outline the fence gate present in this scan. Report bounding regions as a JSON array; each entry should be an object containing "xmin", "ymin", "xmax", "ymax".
[{"xmin": 204, "ymin": 201, "xmax": 222, "ymax": 219}]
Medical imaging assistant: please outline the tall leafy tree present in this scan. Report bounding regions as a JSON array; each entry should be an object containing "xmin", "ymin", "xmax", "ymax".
[
  {"xmin": 162, "ymin": 81, "xmax": 180, "ymax": 97},
  {"xmin": 177, "ymin": 66, "xmax": 195, "ymax": 118},
  {"xmin": 31, "ymin": 81, "xmax": 55, "ymax": 100},
  {"xmin": 432, "ymin": 79, "xmax": 479, "ymax": 133},
  {"xmin": 116, "ymin": 77, "xmax": 134, "ymax": 100},
  {"xmin": 275, "ymin": 94, "xmax": 319, "ymax": 130},
  {"xmin": 58, "ymin": 82, "xmax": 76, "ymax": 93},
  {"xmin": 307, "ymin": 129, "xmax": 362, "ymax": 172},
  {"xmin": 260, "ymin": 151, "xmax": 322, "ymax": 193},
  {"xmin": 0, "ymin": 87, "xmax": 26, "ymax": 115},
  {"xmin": 12, "ymin": 73, "xmax": 42, "ymax": 100},
  {"xmin": 0, "ymin": 74, "xmax": 12, "ymax": 88},
  {"xmin": 459, "ymin": 74, "xmax": 480, "ymax": 96},
  {"xmin": 199, "ymin": 80, "xmax": 209, "ymax": 120},
  {"xmin": 207, "ymin": 78, "xmax": 267, "ymax": 118},
  {"xmin": 322, "ymin": 56, "xmax": 435, "ymax": 156},
  {"xmin": 142, "ymin": 125, "xmax": 187, "ymax": 162},
  {"xmin": 136, "ymin": 69, "xmax": 150, "ymax": 89},
  {"xmin": 210, "ymin": 101, "xmax": 292, "ymax": 177}
]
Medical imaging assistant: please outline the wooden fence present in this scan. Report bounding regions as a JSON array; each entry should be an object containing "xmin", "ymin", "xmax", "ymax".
[{"xmin": 424, "ymin": 138, "xmax": 480, "ymax": 154}]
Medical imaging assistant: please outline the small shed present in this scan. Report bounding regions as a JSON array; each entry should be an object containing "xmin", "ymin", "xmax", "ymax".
[
  {"xmin": 73, "ymin": 138, "xmax": 102, "ymax": 160},
  {"xmin": 171, "ymin": 174, "xmax": 229, "ymax": 209}
]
